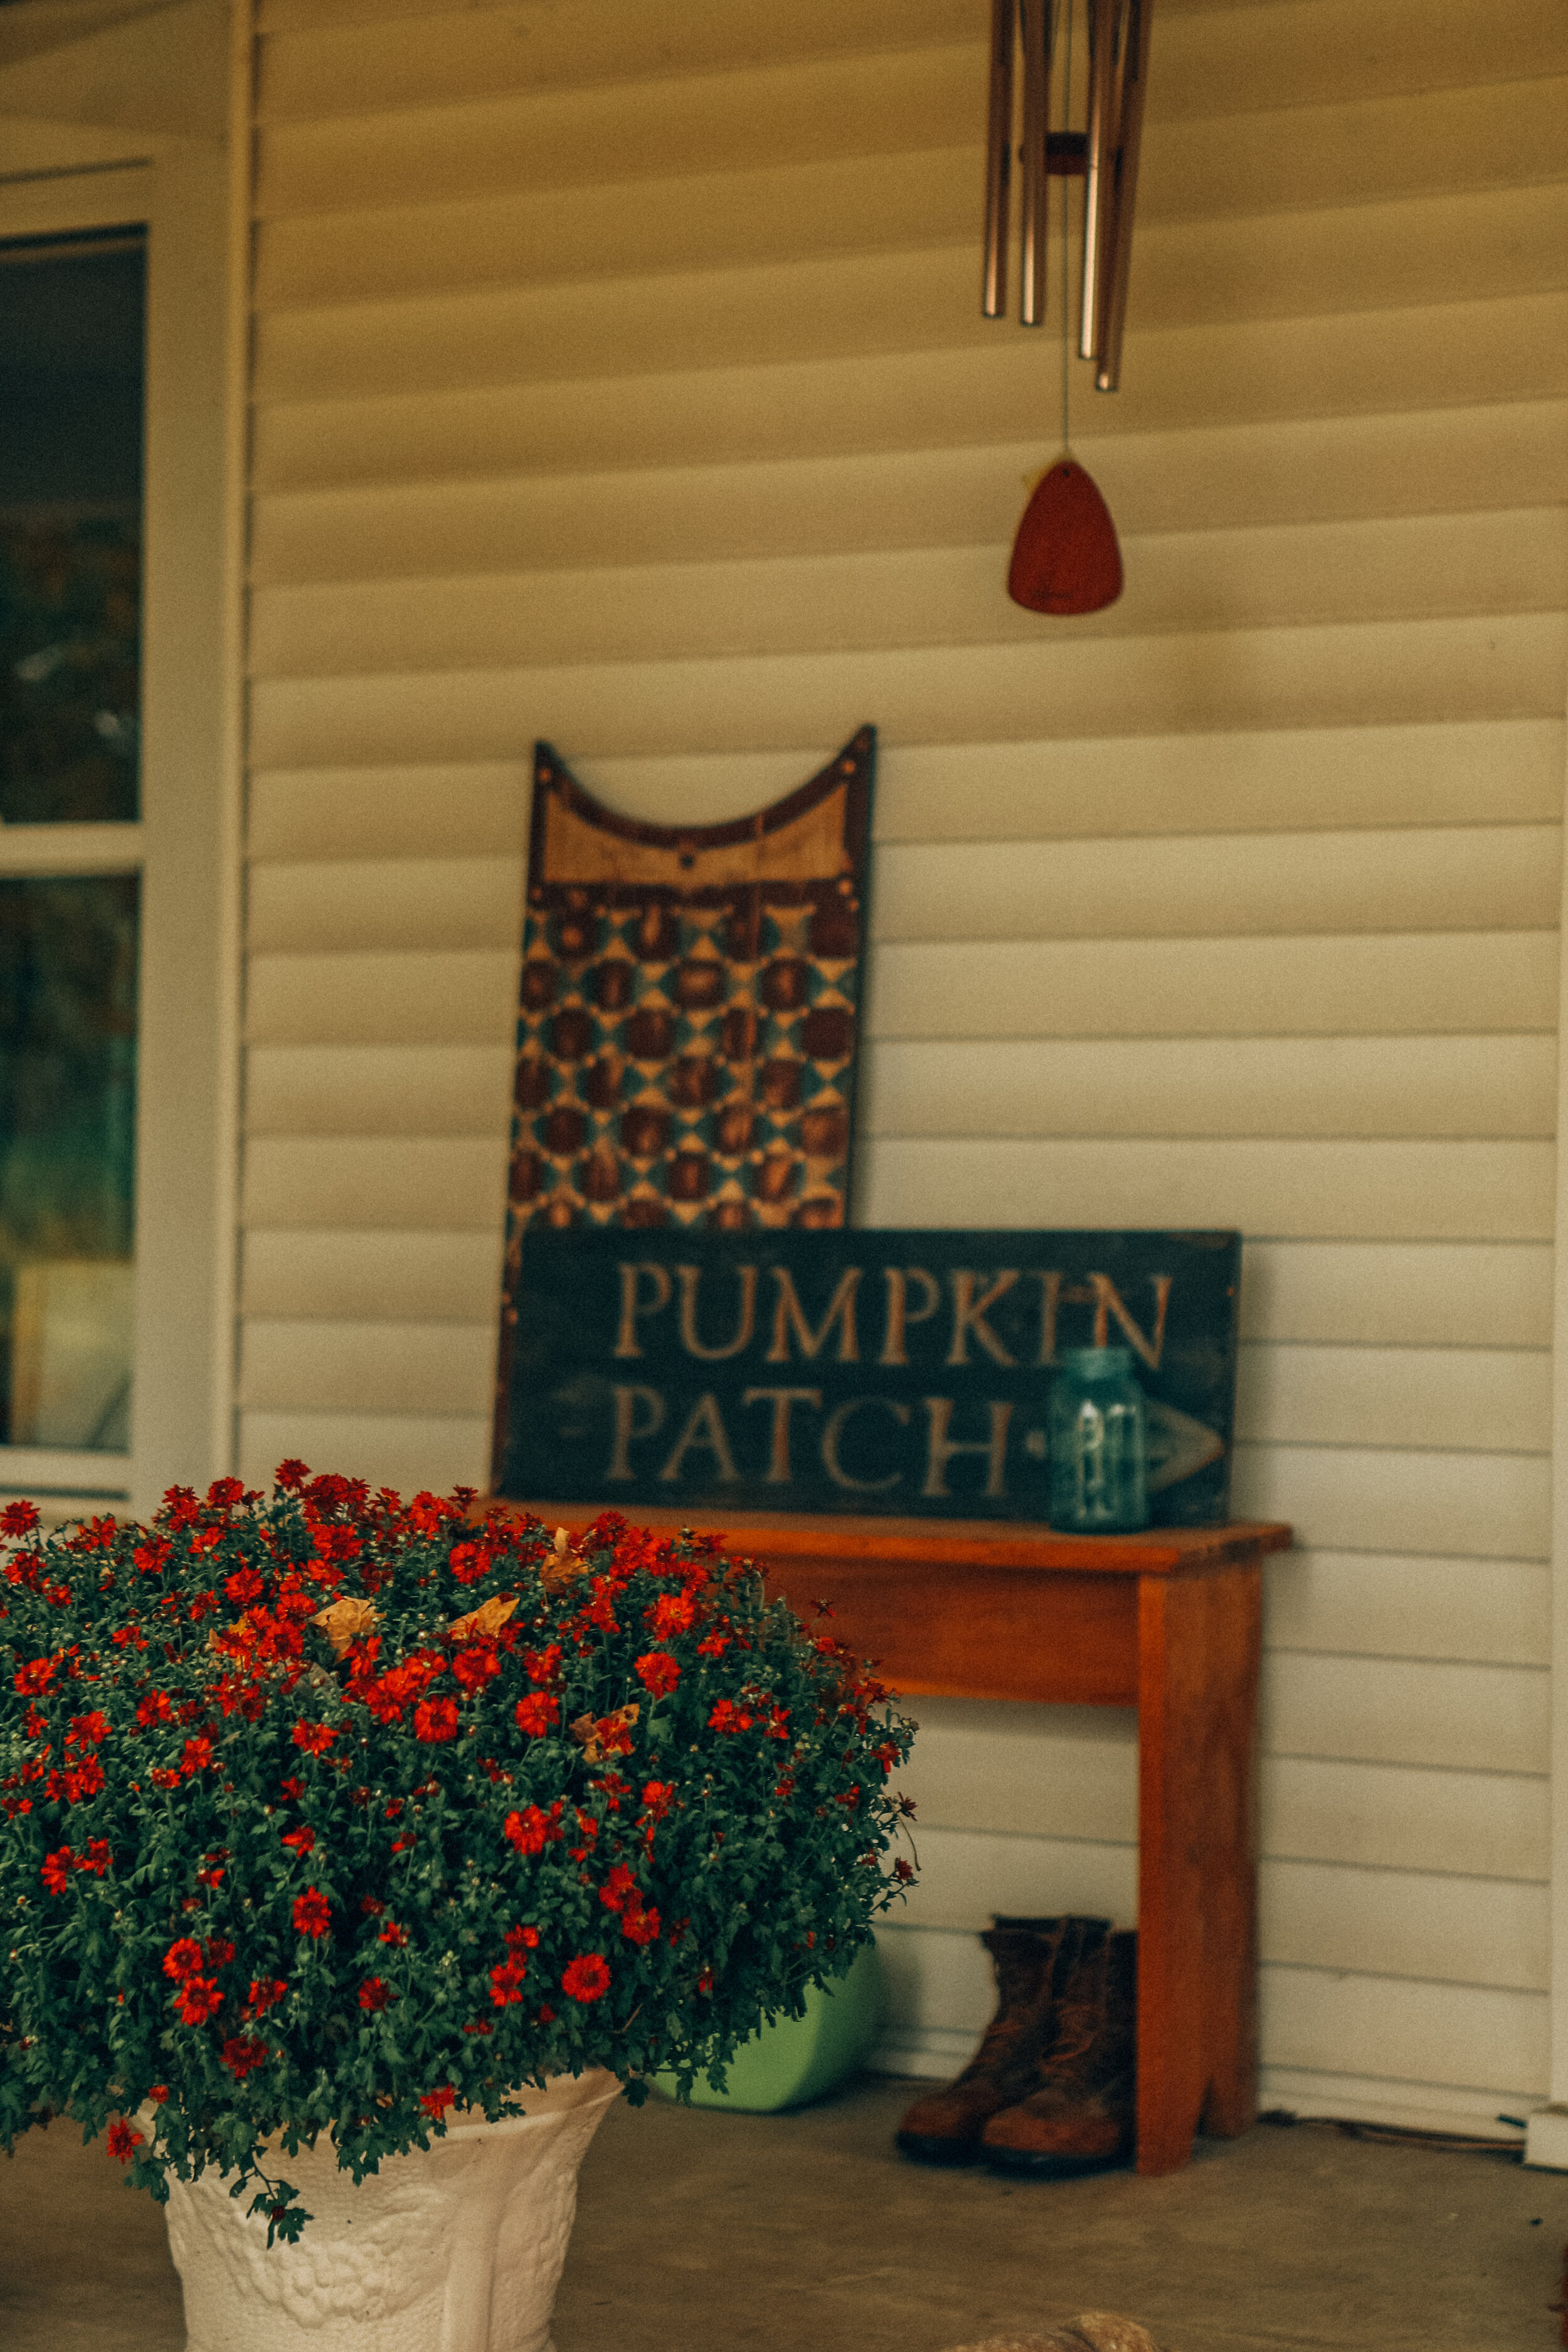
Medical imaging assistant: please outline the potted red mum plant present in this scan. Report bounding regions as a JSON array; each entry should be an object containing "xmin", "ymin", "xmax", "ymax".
[{"xmin": 0, "ymin": 1467, "xmax": 914, "ymax": 2352}]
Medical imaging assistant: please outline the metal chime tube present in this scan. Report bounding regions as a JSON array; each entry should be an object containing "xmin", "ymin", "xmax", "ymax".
[
  {"xmin": 1018, "ymin": 0, "xmax": 1053, "ymax": 326},
  {"xmin": 982, "ymin": 0, "xmax": 1015, "ymax": 318},
  {"xmin": 1080, "ymin": 0, "xmax": 1152, "ymax": 389}
]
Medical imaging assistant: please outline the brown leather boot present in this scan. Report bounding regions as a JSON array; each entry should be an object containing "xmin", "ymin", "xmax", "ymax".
[
  {"xmin": 981, "ymin": 1927, "xmax": 1137, "ymax": 2176},
  {"xmin": 896, "ymin": 1916, "xmax": 1110, "ymax": 2164}
]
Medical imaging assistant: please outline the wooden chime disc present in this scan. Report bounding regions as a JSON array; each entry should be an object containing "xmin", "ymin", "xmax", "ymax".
[{"xmin": 1007, "ymin": 458, "xmax": 1123, "ymax": 614}]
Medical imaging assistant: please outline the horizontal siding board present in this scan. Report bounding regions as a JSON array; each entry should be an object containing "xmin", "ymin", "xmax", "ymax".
[
  {"xmin": 1263, "ymin": 1653, "xmax": 1549, "ymax": 1773},
  {"xmin": 250, "ymin": 765, "xmax": 529, "ymax": 862},
  {"xmin": 246, "ymin": 614, "xmax": 1568, "ymax": 773},
  {"xmin": 869, "ymin": 933, "xmax": 1559, "ymax": 1041},
  {"xmin": 239, "ymin": 1408, "xmax": 490, "ymax": 1494},
  {"xmin": 1259, "ymin": 1964, "xmax": 1547, "ymax": 2095},
  {"xmin": 871, "ymin": 827, "xmax": 1560, "ymax": 946},
  {"xmin": 876, "ymin": 1927, "xmax": 1550, "ymax": 2093},
  {"xmin": 895, "ymin": 1826, "xmax": 1138, "ymax": 1934},
  {"xmin": 240, "ymin": 1227, "xmax": 502, "ymax": 1323},
  {"xmin": 251, "ymin": 189, "xmax": 1568, "ymax": 409},
  {"xmin": 245, "ymin": 1043, "xmax": 512, "ymax": 1136},
  {"xmin": 250, "ymin": 723, "xmax": 1567, "ymax": 863},
  {"xmin": 249, "ymin": 829, "xmax": 1560, "ymax": 955},
  {"xmin": 249, "ymin": 856, "xmax": 520, "ymax": 951},
  {"xmin": 881, "ymin": 1835, "xmax": 1547, "ymax": 1987},
  {"xmin": 1264, "ymin": 1757, "xmax": 1548, "ymax": 1882},
  {"xmin": 1236, "ymin": 1343, "xmax": 1552, "ymax": 1452},
  {"xmin": 863, "ymin": 1034, "xmax": 1555, "ymax": 1143},
  {"xmin": 901, "ymin": 1696, "xmax": 1139, "ymax": 1844},
  {"xmin": 1240, "ymin": 1240, "xmax": 1554, "ymax": 1348},
  {"xmin": 243, "ymin": 1136, "xmax": 506, "ymax": 1229},
  {"xmin": 246, "ymin": 951, "xmax": 516, "ymax": 1045},
  {"xmin": 1232, "ymin": 1439, "xmax": 1552, "ymax": 1559},
  {"xmin": 254, "ymin": 0, "xmax": 1568, "ymax": 137},
  {"xmin": 246, "ymin": 509, "xmax": 1568, "ymax": 681},
  {"xmin": 861, "ymin": 1138, "xmax": 1556, "ymax": 1244},
  {"xmin": 238, "ymin": 1316, "xmax": 494, "ymax": 1415},
  {"xmin": 252, "ymin": 83, "xmax": 1568, "ymax": 315},
  {"xmin": 1260, "ymin": 1859, "xmax": 1548, "ymax": 1990},
  {"xmin": 250, "ymin": 401, "xmax": 1568, "ymax": 588},
  {"xmin": 903, "ymin": 1698, "xmax": 1550, "ymax": 1880},
  {"xmin": 1264, "ymin": 1550, "xmax": 1551, "ymax": 1667},
  {"xmin": 250, "ymin": 292, "xmax": 1568, "ymax": 492}
]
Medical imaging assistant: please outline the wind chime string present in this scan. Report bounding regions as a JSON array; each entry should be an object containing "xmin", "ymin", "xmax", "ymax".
[{"xmin": 1059, "ymin": 0, "xmax": 1072, "ymax": 458}]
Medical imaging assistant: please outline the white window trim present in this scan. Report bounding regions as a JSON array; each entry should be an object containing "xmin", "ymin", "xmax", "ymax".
[{"xmin": 0, "ymin": 23, "xmax": 243, "ymax": 1518}]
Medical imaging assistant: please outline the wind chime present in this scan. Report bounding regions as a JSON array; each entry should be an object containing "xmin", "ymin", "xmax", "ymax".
[{"xmin": 985, "ymin": 0, "xmax": 1152, "ymax": 615}]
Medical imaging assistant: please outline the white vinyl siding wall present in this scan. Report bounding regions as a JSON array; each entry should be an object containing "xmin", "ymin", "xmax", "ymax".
[{"xmin": 240, "ymin": 0, "xmax": 1568, "ymax": 2131}]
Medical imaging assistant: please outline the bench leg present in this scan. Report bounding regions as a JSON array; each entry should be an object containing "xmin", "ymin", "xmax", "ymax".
[{"xmin": 1135, "ymin": 1562, "xmax": 1261, "ymax": 2173}]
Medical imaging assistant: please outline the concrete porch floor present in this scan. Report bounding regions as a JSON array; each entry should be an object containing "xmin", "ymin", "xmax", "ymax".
[{"xmin": 1, "ymin": 2074, "xmax": 1561, "ymax": 2351}]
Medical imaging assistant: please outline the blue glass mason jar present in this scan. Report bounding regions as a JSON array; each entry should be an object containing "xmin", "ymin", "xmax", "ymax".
[{"xmin": 1046, "ymin": 1346, "xmax": 1150, "ymax": 1534}]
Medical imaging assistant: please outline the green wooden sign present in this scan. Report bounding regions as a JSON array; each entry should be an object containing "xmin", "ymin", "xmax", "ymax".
[{"xmin": 497, "ymin": 1228, "xmax": 1241, "ymax": 1525}]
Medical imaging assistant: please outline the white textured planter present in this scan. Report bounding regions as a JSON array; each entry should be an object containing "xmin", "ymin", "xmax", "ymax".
[{"xmin": 161, "ymin": 2070, "xmax": 619, "ymax": 2352}]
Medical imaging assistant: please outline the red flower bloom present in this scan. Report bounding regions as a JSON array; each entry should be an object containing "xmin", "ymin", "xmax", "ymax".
[
  {"xmin": 640, "ymin": 1780, "xmax": 675, "ymax": 1819},
  {"xmin": 181, "ymin": 1735, "xmax": 213, "ymax": 1775},
  {"xmin": 707, "ymin": 1699, "xmax": 752, "ymax": 1735},
  {"xmin": 414, "ymin": 1696, "xmax": 459, "ymax": 1743},
  {"xmin": 278, "ymin": 1774, "xmax": 304, "ymax": 1799},
  {"xmin": 561, "ymin": 1952, "xmax": 611, "ymax": 2004},
  {"xmin": 225, "ymin": 1567, "xmax": 263, "ymax": 1604},
  {"xmin": 64, "ymin": 1756, "xmax": 105, "ymax": 1802},
  {"xmin": 107, "ymin": 2119, "xmax": 143, "ymax": 2163},
  {"xmin": 292, "ymin": 1888, "xmax": 331, "ymax": 1938},
  {"xmin": 448, "ymin": 1541, "xmax": 488, "ymax": 1586},
  {"xmin": 136, "ymin": 1690, "xmax": 172, "ymax": 1727},
  {"xmin": 696, "ymin": 1632, "xmax": 731, "ymax": 1658},
  {"xmin": 451, "ymin": 1647, "xmax": 498, "ymax": 1694},
  {"xmin": 503, "ymin": 1803, "xmax": 561, "ymax": 1856},
  {"xmin": 149, "ymin": 1767, "xmax": 181, "ymax": 1791},
  {"xmin": 40, "ymin": 1848, "xmax": 72, "ymax": 1893},
  {"xmin": 275, "ymin": 1458, "xmax": 309, "ymax": 1490},
  {"xmin": 78, "ymin": 1839, "xmax": 112, "ymax": 1877},
  {"xmin": 67, "ymin": 1710, "xmax": 110, "ymax": 1748},
  {"xmin": 207, "ymin": 1477, "xmax": 245, "ymax": 1509},
  {"xmin": 292, "ymin": 1721, "xmax": 337, "ymax": 1756},
  {"xmin": 489, "ymin": 1960, "xmax": 527, "ymax": 2005},
  {"xmin": 620, "ymin": 1902, "xmax": 661, "ymax": 1947},
  {"xmin": 420, "ymin": 2084, "xmax": 457, "ymax": 2120},
  {"xmin": 246, "ymin": 1977, "xmax": 287, "ymax": 2016},
  {"xmin": 378, "ymin": 1919, "xmax": 409, "ymax": 1946},
  {"xmin": 13, "ymin": 1656, "xmax": 56, "ymax": 1696},
  {"xmin": 0, "ymin": 1499, "xmax": 40, "ymax": 1537},
  {"xmin": 358, "ymin": 1978, "xmax": 393, "ymax": 2011},
  {"xmin": 221, "ymin": 2035, "xmax": 269, "ymax": 2081},
  {"xmin": 513, "ymin": 1692, "xmax": 558, "ymax": 1737},
  {"xmin": 175, "ymin": 1977, "xmax": 223, "ymax": 2025},
  {"xmin": 598, "ymin": 1863, "xmax": 638, "ymax": 1914},
  {"xmin": 634, "ymin": 1651, "xmax": 680, "ymax": 1698},
  {"xmin": 505, "ymin": 1923, "xmax": 540, "ymax": 1956},
  {"xmin": 647, "ymin": 1591, "xmax": 696, "ymax": 1639},
  {"xmin": 280, "ymin": 1826, "xmax": 315, "ymax": 1855},
  {"xmin": 523, "ymin": 1643, "xmax": 561, "ymax": 1685}
]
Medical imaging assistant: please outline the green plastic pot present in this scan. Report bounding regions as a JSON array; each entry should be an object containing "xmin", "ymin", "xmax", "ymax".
[{"xmin": 654, "ymin": 1939, "xmax": 886, "ymax": 2113}]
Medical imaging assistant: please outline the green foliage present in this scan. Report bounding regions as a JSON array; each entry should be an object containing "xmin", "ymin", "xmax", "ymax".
[{"xmin": 0, "ymin": 1469, "xmax": 915, "ymax": 2238}]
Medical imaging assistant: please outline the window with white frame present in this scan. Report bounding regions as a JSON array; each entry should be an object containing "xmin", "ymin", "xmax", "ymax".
[{"xmin": 0, "ymin": 137, "xmax": 236, "ymax": 1518}]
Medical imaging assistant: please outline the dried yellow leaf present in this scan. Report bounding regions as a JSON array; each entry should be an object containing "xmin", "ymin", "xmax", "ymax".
[
  {"xmin": 312, "ymin": 1596, "xmax": 379, "ymax": 1659},
  {"xmin": 568, "ymin": 1702, "xmax": 640, "ymax": 1764},
  {"xmin": 540, "ymin": 1523, "xmax": 589, "ymax": 1594},
  {"xmin": 448, "ymin": 1592, "xmax": 520, "ymax": 1646}
]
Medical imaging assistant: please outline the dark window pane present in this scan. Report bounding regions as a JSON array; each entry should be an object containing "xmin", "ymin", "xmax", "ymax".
[
  {"xmin": 0, "ymin": 230, "xmax": 144, "ymax": 823},
  {"xmin": 0, "ymin": 877, "xmax": 137, "ymax": 1450}
]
